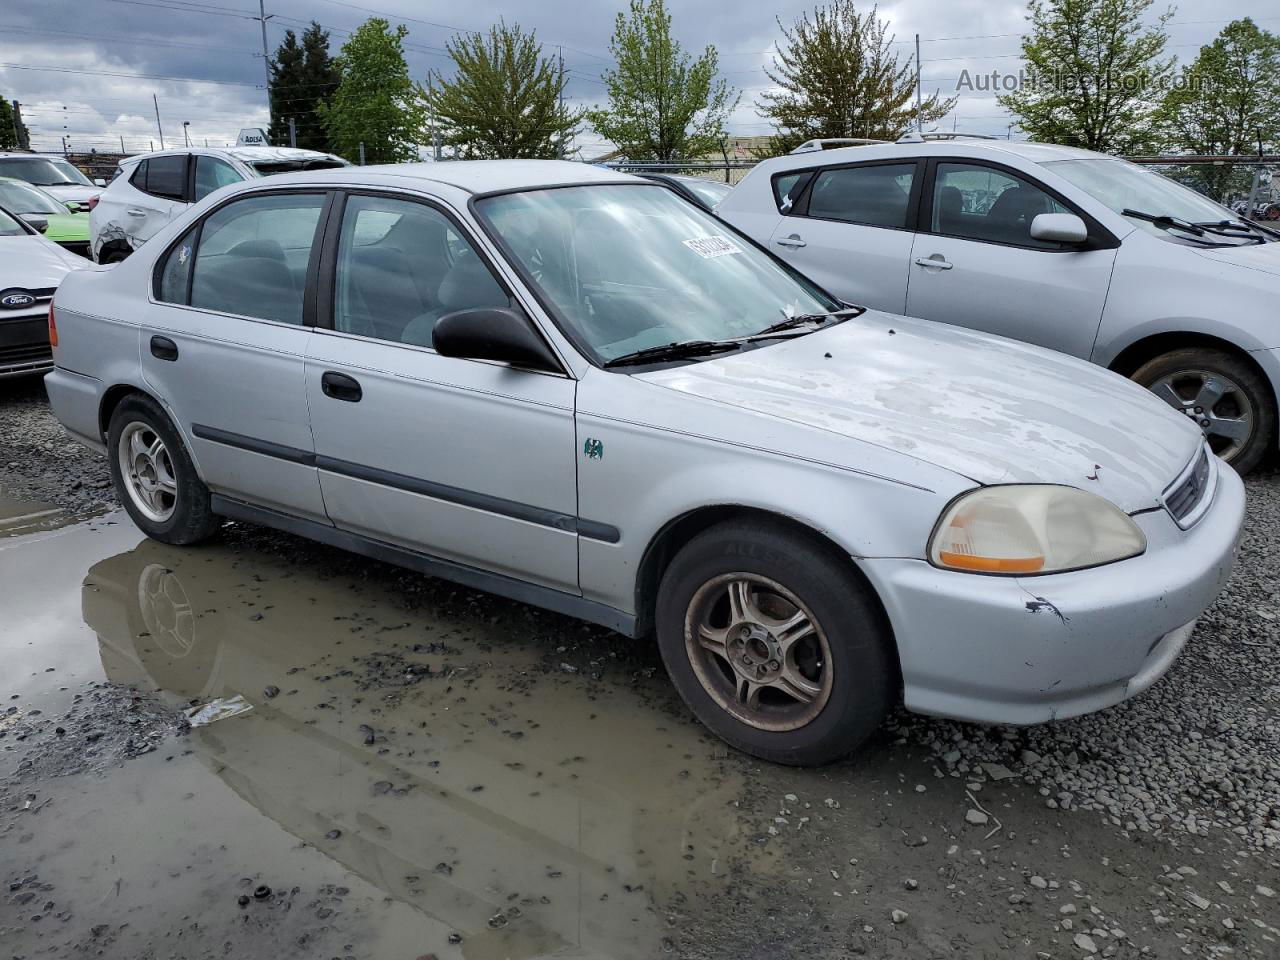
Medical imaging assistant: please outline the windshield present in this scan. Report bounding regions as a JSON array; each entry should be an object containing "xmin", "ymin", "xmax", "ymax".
[
  {"xmin": 0, "ymin": 156, "xmax": 93, "ymax": 187},
  {"xmin": 0, "ymin": 179, "xmax": 66, "ymax": 215},
  {"xmin": 1043, "ymin": 158, "xmax": 1237, "ymax": 237},
  {"xmin": 474, "ymin": 183, "xmax": 838, "ymax": 364},
  {"xmin": 680, "ymin": 177, "xmax": 733, "ymax": 207}
]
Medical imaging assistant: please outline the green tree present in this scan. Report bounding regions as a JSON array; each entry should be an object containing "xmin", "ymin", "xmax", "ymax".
[
  {"xmin": 1155, "ymin": 18, "xmax": 1280, "ymax": 199},
  {"xmin": 269, "ymin": 22, "xmax": 340, "ymax": 151},
  {"xmin": 0, "ymin": 96, "xmax": 27, "ymax": 150},
  {"xmin": 999, "ymin": 0, "xmax": 1175, "ymax": 153},
  {"xmin": 587, "ymin": 0, "xmax": 738, "ymax": 162},
  {"xmin": 423, "ymin": 21, "xmax": 582, "ymax": 159},
  {"xmin": 756, "ymin": 1, "xmax": 955, "ymax": 155},
  {"xmin": 318, "ymin": 18, "xmax": 425, "ymax": 163}
]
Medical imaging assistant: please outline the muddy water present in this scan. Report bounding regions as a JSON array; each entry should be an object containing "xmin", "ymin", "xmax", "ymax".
[{"xmin": 2, "ymin": 512, "xmax": 753, "ymax": 959}]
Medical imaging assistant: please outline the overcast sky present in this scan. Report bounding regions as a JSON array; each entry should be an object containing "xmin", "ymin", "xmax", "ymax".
[{"xmin": 1, "ymin": 0, "xmax": 1275, "ymax": 158}]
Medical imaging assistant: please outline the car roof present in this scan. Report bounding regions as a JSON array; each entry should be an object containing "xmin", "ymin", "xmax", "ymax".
[
  {"xmin": 764, "ymin": 138, "xmax": 1108, "ymax": 170},
  {"xmin": 248, "ymin": 159, "xmax": 640, "ymax": 196},
  {"xmin": 119, "ymin": 145, "xmax": 342, "ymax": 165}
]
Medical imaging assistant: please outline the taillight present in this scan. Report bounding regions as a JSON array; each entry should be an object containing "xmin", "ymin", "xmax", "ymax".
[
  {"xmin": 48, "ymin": 303, "xmax": 58, "ymax": 348},
  {"xmin": 87, "ymin": 195, "xmax": 100, "ymax": 212}
]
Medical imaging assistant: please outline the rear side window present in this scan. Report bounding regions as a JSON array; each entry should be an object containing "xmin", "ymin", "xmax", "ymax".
[
  {"xmin": 130, "ymin": 156, "xmax": 187, "ymax": 201},
  {"xmin": 772, "ymin": 171, "xmax": 812, "ymax": 212},
  {"xmin": 806, "ymin": 163, "xmax": 916, "ymax": 228}
]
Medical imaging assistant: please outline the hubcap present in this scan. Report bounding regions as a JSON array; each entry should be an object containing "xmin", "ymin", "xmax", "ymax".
[
  {"xmin": 117, "ymin": 421, "xmax": 178, "ymax": 523},
  {"xmin": 684, "ymin": 573, "xmax": 833, "ymax": 732},
  {"xmin": 1148, "ymin": 370, "xmax": 1253, "ymax": 462}
]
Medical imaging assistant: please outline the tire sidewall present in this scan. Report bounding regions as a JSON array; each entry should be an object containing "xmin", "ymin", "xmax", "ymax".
[{"xmin": 655, "ymin": 523, "xmax": 893, "ymax": 765}]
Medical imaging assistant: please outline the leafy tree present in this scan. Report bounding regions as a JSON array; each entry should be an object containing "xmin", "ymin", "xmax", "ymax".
[
  {"xmin": 423, "ymin": 21, "xmax": 582, "ymax": 159},
  {"xmin": 318, "ymin": 18, "xmax": 425, "ymax": 163},
  {"xmin": 756, "ymin": 1, "xmax": 955, "ymax": 155},
  {"xmin": 1155, "ymin": 18, "xmax": 1280, "ymax": 199},
  {"xmin": 999, "ymin": 0, "xmax": 1175, "ymax": 153},
  {"xmin": 0, "ymin": 96, "xmax": 28, "ymax": 150},
  {"xmin": 269, "ymin": 22, "xmax": 340, "ymax": 151},
  {"xmin": 587, "ymin": 0, "xmax": 738, "ymax": 162}
]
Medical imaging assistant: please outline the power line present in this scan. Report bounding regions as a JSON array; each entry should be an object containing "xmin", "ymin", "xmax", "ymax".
[{"xmin": 0, "ymin": 61, "xmax": 261, "ymax": 86}]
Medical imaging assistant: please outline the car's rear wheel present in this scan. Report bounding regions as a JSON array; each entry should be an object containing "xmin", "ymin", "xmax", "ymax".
[
  {"xmin": 655, "ymin": 520, "xmax": 894, "ymax": 765},
  {"xmin": 1132, "ymin": 348, "xmax": 1274, "ymax": 474},
  {"xmin": 107, "ymin": 395, "xmax": 220, "ymax": 544},
  {"xmin": 99, "ymin": 247, "xmax": 130, "ymax": 265}
]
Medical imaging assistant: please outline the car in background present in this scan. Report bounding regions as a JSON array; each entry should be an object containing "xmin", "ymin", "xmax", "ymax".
[
  {"xmin": 0, "ymin": 177, "xmax": 91, "ymax": 258},
  {"xmin": 90, "ymin": 145, "xmax": 349, "ymax": 263},
  {"xmin": 719, "ymin": 134, "xmax": 1280, "ymax": 472},
  {"xmin": 0, "ymin": 203, "xmax": 85, "ymax": 378},
  {"xmin": 637, "ymin": 173, "xmax": 734, "ymax": 212},
  {"xmin": 46, "ymin": 161, "xmax": 1242, "ymax": 765},
  {"xmin": 0, "ymin": 153, "xmax": 105, "ymax": 212}
]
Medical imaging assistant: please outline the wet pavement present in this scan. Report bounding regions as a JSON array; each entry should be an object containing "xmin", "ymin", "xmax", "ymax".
[{"xmin": 2, "ymin": 503, "xmax": 1279, "ymax": 959}]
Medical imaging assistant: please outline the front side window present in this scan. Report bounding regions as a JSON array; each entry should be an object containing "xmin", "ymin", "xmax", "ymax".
[
  {"xmin": 193, "ymin": 156, "xmax": 243, "ymax": 202},
  {"xmin": 186, "ymin": 192, "xmax": 326, "ymax": 324},
  {"xmin": 806, "ymin": 163, "xmax": 916, "ymax": 228},
  {"xmin": 332, "ymin": 194, "xmax": 507, "ymax": 346},
  {"xmin": 0, "ymin": 156, "xmax": 93, "ymax": 187},
  {"xmin": 475, "ymin": 183, "xmax": 838, "ymax": 364},
  {"xmin": 931, "ymin": 163, "xmax": 1069, "ymax": 248}
]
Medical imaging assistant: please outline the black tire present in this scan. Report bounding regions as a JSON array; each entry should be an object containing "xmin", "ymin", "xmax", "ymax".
[
  {"xmin": 1131, "ymin": 348, "xmax": 1274, "ymax": 474},
  {"xmin": 655, "ymin": 520, "xmax": 895, "ymax": 766},
  {"xmin": 99, "ymin": 247, "xmax": 130, "ymax": 265},
  {"xmin": 106, "ymin": 394, "xmax": 220, "ymax": 545}
]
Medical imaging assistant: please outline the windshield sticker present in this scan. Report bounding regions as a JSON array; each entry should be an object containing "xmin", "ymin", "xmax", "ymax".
[{"xmin": 682, "ymin": 235, "xmax": 743, "ymax": 259}]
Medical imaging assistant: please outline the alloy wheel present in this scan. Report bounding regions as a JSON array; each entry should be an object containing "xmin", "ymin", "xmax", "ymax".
[
  {"xmin": 1148, "ymin": 370, "xmax": 1253, "ymax": 461},
  {"xmin": 117, "ymin": 421, "xmax": 179, "ymax": 522}
]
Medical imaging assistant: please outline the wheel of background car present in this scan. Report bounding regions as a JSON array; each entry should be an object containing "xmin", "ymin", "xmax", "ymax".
[
  {"xmin": 101, "ymin": 248, "xmax": 130, "ymax": 264},
  {"xmin": 655, "ymin": 519, "xmax": 894, "ymax": 765},
  {"xmin": 107, "ymin": 394, "xmax": 221, "ymax": 544},
  {"xmin": 1132, "ymin": 348, "xmax": 1275, "ymax": 474}
]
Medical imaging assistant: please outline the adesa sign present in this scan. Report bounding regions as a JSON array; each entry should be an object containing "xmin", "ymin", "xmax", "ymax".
[{"xmin": 236, "ymin": 128, "xmax": 269, "ymax": 147}]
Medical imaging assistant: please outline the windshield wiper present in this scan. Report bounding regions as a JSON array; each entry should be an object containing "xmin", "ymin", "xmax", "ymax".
[
  {"xmin": 1195, "ymin": 219, "xmax": 1279, "ymax": 243},
  {"xmin": 1122, "ymin": 208, "xmax": 1207, "ymax": 235},
  {"xmin": 754, "ymin": 307, "xmax": 862, "ymax": 338},
  {"xmin": 602, "ymin": 339, "xmax": 745, "ymax": 369}
]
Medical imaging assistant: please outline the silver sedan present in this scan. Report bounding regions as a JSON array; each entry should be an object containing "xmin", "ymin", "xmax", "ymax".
[{"xmin": 45, "ymin": 161, "xmax": 1243, "ymax": 764}]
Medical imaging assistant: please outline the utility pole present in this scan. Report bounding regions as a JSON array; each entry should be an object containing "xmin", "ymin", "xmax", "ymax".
[
  {"xmin": 557, "ymin": 46, "xmax": 566, "ymax": 160},
  {"xmin": 915, "ymin": 34, "xmax": 923, "ymax": 132},
  {"xmin": 120, "ymin": 134, "xmax": 125, "ymax": 152},
  {"xmin": 183, "ymin": 121, "xmax": 191, "ymax": 147},
  {"xmin": 359, "ymin": 142, "xmax": 365, "ymax": 165},
  {"xmin": 288, "ymin": 117, "xmax": 296, "ymax": 148},
  {"xmin": 153, "ymin": 94, "xmax": 165, "ymax": 148},
  {"xmin": 257, "ymin": 0, "xmax": 274, "ymax": 138}
]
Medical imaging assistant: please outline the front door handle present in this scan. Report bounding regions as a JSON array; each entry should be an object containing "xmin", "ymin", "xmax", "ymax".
[
  {"xmin": 914, "ymin": 255, "xmax": 953, "ymax": 270},
  {"xmin": 321, "ymin": 371, "xmax": 362, "ymax": 402},
  {"xmin": 776, "ymin": 235, "xmax": 807, "ymax": 248},
  {"xmin": 150, "ymin": 335, "xmax": 178, "ymax": 361}
]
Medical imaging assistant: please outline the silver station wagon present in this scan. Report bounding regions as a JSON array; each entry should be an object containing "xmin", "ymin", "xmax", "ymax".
[{"xmin": 46, "ymin": 161, "xmax": 1244, "ymax": 765}]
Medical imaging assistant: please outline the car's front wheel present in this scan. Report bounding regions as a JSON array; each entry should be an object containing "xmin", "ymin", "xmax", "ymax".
[
  {"xmin": 1132, "ymin": 348, "xmax": 1274, "ymax": 474},
  {"xmin": 655, "ymin": 520, "xmax": 895, "ymax": 765},
  {"xmin": 107, "ymin": 395, "xmax": 220, "ymax": 544}
]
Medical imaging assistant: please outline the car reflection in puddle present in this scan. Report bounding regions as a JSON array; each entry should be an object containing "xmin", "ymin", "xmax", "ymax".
[{"xmin": 81, "ymin": 536, "xmax": 747, "ymax": 959}]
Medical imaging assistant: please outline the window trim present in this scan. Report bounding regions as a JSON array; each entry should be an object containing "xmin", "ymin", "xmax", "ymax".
[
  {"xmin": 770, "ymin": 158, "xmax": 925, "ymax": 234},
  {"xmin": 919, "ymin": 156, "xmax": 1120, "ymax": 252},
  {"xmin": 314, "ymin": 187, "xmax": 571, "ymax": 377},
  {"xmin": 150, "ymin": 186, "xmax": 336, "ymax": 329}
]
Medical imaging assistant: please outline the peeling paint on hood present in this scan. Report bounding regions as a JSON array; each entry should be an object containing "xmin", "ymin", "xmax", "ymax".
[{"xmin": 641, "ymin": 311, "xmax": 1203, "ymax": 512}]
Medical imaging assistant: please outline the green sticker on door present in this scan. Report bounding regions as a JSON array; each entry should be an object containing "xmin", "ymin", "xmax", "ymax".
[{"xmin": 583, "ymin": 438, "xmax": 604, "ymax": 461}]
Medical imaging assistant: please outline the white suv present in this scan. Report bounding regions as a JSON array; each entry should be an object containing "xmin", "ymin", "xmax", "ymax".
[
  {"xmin": 90, "ymin": 146, "xmax": 347, "ymax": 264},
  {"xmin": 718, "ymin": 134, "xmax": 1280, "ymax": 472}
]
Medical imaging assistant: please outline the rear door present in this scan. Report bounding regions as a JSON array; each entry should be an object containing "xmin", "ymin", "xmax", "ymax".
[
  {"xmin": 304, "ymin": 191, "xmax": 581, "ymax": 592},
  {"xmin": 904, "ymin": 159, "xmax": 1118, "ymax": 359},
  {"xmin": 141, "ymin": 189, "xmax": 331, "ymax": 521},
  {"xmin": 120, "ymin": 154, "xmax": 189, "ymax": 246},
  {"xmin": 766, "ymin": 159, "xmax": 922, "ymax": 313}
]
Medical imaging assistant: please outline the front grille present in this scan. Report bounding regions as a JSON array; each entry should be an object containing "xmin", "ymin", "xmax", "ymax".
[{"xmin": 1165, "ymin": 446, "xmax": 1212, "ymax": 526}]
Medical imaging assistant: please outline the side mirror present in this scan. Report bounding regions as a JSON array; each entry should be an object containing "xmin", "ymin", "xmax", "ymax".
[
  {"xmin": 22, "ymin": 215, "xmax": 49, "ymax": 234},
  {"xmin": 1030, "ymin": 212, "xmax": 1088, "ymax": 245},
  {"xmin": 432, "ymin": 306, "xmax": 560, "ymax": 372},
  {"xmin": 94, "ymin": 178, "xmax": 107, "ymax": 187}
]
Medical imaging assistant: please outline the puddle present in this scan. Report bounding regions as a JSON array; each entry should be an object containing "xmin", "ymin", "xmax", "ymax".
[
  {"xmin": 0, "ymin": 490, "xmax": 73, "ymax": 540},
  {"xmin": 5, "ymin": 524, "xmax": 752, "ymax": 959}
]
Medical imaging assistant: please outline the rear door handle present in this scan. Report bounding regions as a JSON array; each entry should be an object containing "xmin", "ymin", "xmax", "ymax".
[
  {"xmin": 776, "ymin": 235, "xmax": 807, "ymax": 248},
  {"xmin": 321, "ymin": 371, "xmax": 362, "ymax": 402},
  {"xmin": 150, "ymin": 335, "xmax": 178, "ymax": 361},
  {"xmin": 126, "ymin": 209, "xmax": 146, "ymax": 218},
  {"xmin": 914, "ymin": 255, "xmax": 953, "ymax": 270}
]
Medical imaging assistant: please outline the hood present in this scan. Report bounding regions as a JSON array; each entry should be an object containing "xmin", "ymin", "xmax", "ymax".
[
  {"xmin": 38, "ymin": 184, "xmax": 99, "ymax": 205},
  {"xmin": 40, "ymin": 213, "xmax": 90, "ymax": 244},
  {"xmin": 1194, "ymin": 240, "xmax": 1280, "ymax": 280},
  {"xmin": 0, "ymin": 234, "xmax": 83, "ymax": 288},
  {"xmin": 641, "ymin": 312, "xmax": 1203, "ymax": 512}
]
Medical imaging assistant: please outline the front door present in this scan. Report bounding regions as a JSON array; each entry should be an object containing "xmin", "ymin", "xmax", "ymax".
[
  {"xmin": 305, "ymin": 192, "xmax": 580, "ymax": 592},
  {"xmin": 140, "ymin": 189, "xmax": 330, "ymax": 521},
  {"xmin": 904, "ymin": 161, "xmax": 1118, "ymax": 359}
]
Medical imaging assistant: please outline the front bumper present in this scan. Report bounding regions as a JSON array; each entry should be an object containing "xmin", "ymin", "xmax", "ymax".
[{"xmin": 860, "ymin": 458, "xmax": 1245, "ymax": 725}]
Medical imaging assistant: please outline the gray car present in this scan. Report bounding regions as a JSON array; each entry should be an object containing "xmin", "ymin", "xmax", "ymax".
[{"xmin": 45, "ymin": 161, "xmax": 1243, "ymax": 765}]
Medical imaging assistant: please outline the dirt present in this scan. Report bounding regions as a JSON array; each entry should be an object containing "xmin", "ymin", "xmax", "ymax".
[{"xmin": 2, "ymin": 381, "xmax": 1278, "ymax": 959}]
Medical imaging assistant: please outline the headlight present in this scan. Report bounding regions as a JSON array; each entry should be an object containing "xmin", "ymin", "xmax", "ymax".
[{"xmin": 929, "ymin": 485, "xmax": 1145, "ymax": 575}]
